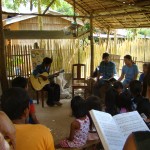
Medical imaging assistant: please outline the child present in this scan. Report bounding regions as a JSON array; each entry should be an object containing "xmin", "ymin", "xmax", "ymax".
[
  {"xmin": 12, "ymin": 77, "xmax": 39, "ymax": 124},
  {"xmin": 129, "ymin": 80, "xmax": 150, "ymax": 128},
  {"xmin": 139, "ymin": 63, "xmax": 148, "ymax": 83},
  {"xmin": 56, "ymin": 96, "xmax": 90, "ymax": 148},
  {"xmin": 86, "ymin": 95, "xmax": 102, "ymax": 130},
  {"xmin": 105, "ymin": 81, "xmax": 123, "ymax": 115},
  {"xmin": 86, "ymin": 96, "xmax": 101, "ymax": 141}
]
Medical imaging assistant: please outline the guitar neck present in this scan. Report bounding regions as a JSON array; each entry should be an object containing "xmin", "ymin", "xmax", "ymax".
[
  {"xmin": 48, "ymin": 74, "xmax": 56, "ymax": 79},
  {"xmin": 47, "ymin": 70, "xmax": 64, "ymax": 79}
]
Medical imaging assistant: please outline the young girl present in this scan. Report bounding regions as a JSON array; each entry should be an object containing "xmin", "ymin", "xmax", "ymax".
[{"xmin": 56, "ymin": 96, "xmax": 90, "ymax": 148}]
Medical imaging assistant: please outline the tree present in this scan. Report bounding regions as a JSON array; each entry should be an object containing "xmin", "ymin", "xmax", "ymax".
[
  {"xmin": 127, "ymin": 28, "xmax": 150, "ymax": 39},
  {"xmin": 2, "ymin": 0, "xmax": 61, "ymax": 12},
  {"xmin": 55, "ymin": 0, "xmax": 74, "ymax": 15}
]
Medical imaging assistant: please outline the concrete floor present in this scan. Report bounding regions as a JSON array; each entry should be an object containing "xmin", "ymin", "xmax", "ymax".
[{"xmin": 35, "ymin": 99, "xmax": 74, "ymax": 144}]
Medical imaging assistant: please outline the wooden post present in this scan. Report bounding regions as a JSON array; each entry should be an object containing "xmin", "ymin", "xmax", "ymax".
[
  {"xmin": 90, "ymin": 14, "xmax": 94, "ymax": 76},
  {"xmin": 38, "ymin": 0, "xmax": 43, "ymax": 48},
  {"xmin": 106, "ymin": 28, "xmax": 110, "ymax": 52},
  {"xmin": 0, "ymin": 0, "xmax": 9, "ymax": 92},
  {"xmin": 78, "ymin": 40, "xmax": 80, "ymax": 64},
  {"xmin": 114, "ymin": 29, "xmax": 117, "ymax": 54}
]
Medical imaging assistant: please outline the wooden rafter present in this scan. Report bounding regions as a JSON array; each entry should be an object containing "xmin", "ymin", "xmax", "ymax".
[
  {"xmin": 2, "ymin": 11, "xmax": 90, "ymax": 18},
  {"xmin": 65, "ymin": 0, "xmax": 150, "ymax": 28},
  {"xmin": 95, "ymin": 10, "xmax": 149, "ymax": 18}
]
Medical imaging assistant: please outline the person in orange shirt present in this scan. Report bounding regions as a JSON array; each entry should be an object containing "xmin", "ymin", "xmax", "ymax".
[{"xmin": 1, "ymin": 87, "xmax": 55, "ymax": 150}]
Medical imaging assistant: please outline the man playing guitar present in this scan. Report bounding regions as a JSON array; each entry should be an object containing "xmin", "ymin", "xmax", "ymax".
[{"xmin": 33, "ymin": 57, "xmax": 62, "ymax": 106}]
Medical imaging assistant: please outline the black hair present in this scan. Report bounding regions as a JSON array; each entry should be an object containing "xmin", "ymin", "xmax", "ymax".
[
  {"xmin": 1, "ymin": 87, "xmax": 30, "ymax": 120},
  {"xmin": 118, "ymin": 89, "xmax": 132, "ymax": 111},
  {"xmin": 143, "ymin": 63, "xmax": 148, "ymax": 67},
  {"xmin": 113, "ymin": 81, "xmax": 123, "ymax": 90},
  {"xmin": 43, "ymin": 57, "xmax": 52, "ymax": 65},
  {"xmin": 137, "ymin": 98, "xmax": 150, "ymax": 118},
  {"xmin": 71, "ymin": 96, "xmax": 87, "ymax": 118},
  {"xmin": 132, "ymin": 131, "xmax": 150, "ymax": 149},
  {"xmin": 124, "ymin": 55, "xmax": 132, "ymax": 60},
  {"xmin": 86, "ymin": 95, "xmax": 102, "ymax": 111},
  {"xmin": 105, "ymin": 85, "xmax": 118, "ymax": 115},
  {"xmin": 34, "ymin": 42, "xmax": 39, "ymax": 49},
  {"xmin": 86, "ymin": 95, "xmax": 102, "ymax": 130},
  {"xmin": 129, "ymin": 80, "xmax": 142, "ymax": 96},
  {"xmin": 102, "ymin": 53, "xmax": 109, "ymax": 59},
  {"xmin": 12, "ymin": 76, "xmax": 28, "ymax": 89},
  {"xmin": 142, "ymin": 63, "xmax": 150, "ymax": 96}
]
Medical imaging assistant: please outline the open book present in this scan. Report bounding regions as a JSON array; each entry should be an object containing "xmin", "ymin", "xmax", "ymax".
[{"xmin": 90, "ymin": 110, "xmax": 149, "ymax": 150}]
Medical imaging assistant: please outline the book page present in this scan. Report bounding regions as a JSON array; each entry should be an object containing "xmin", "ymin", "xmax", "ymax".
[
  {"xmin": 90, "ymin": 110, "xmax": 125, "ymax": 150},
  {"xmin": 113, "ymin": 111, "xmax": 149, "ymax": 140}
]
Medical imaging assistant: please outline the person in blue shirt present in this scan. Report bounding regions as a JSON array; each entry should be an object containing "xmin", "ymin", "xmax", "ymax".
[
  {"xmin": 118, "ymin": 55, "xmax": 139, "ymax": 88},
  {"xmin": 33, "ymin": 57, "xmax": 62, "ymax": 107},
  {"xmin": 139, "ymin": 63, "xmax": 148, "ymax": 83},
  {"xmin": 97, "ymin": 52, "xmax": 116, "ymax": 80},
  {"xmin": 92, "ymin": 53, "xmax": 116, "ymax": 97}
]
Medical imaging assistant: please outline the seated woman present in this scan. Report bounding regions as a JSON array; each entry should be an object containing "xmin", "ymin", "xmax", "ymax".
[
  {"xmin": 123, "ymin": 131, "xmax": 150, "ymax": 150},
  {"xmin": 118, "ymin": 55, "xmax": 139, "ymax": 88}
]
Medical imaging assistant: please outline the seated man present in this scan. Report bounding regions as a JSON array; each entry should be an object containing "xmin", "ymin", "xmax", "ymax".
[
  {"xmin": 97, "ymin": 52, "xmax": 116, "ymax": 80},
  {"xmin": 1, "ymin": 87, "xmax": 55, "ymax": 150},
  {"xmin": 33, "ymin": 57, "xmax": 62, "ymax": 106},
  {"xmin": 93, "ymin": 53, "xmax": 116, "ymax": 97},
  {"xmin": 0, "ymin": 111, "xmax": 16, "ymax": 150}
]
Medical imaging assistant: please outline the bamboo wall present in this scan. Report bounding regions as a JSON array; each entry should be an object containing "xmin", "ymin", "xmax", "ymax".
[
  {"xmin": 5, "ymin": 38, "xmax": 150, "ymax": 83},
  {"xmin": 5, "ymin": 44, "xmax": 33, "ymax": 81}
]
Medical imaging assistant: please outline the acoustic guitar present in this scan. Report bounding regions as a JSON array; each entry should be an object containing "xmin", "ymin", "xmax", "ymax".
[{"xmin": 30, "ymin": 69, "xmax": 64, "ymax": 91}]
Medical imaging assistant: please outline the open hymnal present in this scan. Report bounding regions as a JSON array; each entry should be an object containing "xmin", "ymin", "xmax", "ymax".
[{"xmin": 90, "ymin": 110, "xmax": 149, "ymax": 150}]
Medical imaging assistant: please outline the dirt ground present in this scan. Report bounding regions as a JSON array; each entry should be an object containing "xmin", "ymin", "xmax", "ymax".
[{"xmin": 35, "ymin": 99, "xmax": 74, "ymax": 144}]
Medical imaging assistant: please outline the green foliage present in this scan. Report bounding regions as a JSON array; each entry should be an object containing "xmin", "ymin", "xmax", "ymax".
[
  {"xmin": 55, "ymin": 0, "xmax": 74, "ymax": 15},
  {"xmin": 2, "ymin": 0, "xmax": 61, "ymax": 12},
  {"xmin": 138, "ymin": 28, "xmax": 150, "ymax": 37},
  {"xmin": 127, "ymin": 28, "xmax": 150, "ymax": 39}
]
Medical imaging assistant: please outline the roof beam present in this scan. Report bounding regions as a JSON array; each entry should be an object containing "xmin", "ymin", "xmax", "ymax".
[
  {"xmin": 4, "ymin": 30, "xmax": 91, "ymax": 39},
  {"xmin": 2, "ymin": 11, "xmax": 90, "ymax": 18},
  {"xmin": 95, "ymin": 10, "xmax": 150, "ymax": 18},
  {"xmin": 4, "ymin": 30, "xmax": 77, "ymax": 39}
]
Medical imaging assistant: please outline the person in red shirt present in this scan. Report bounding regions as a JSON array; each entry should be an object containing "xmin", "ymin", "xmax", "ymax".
[{"xmin": 12, "ymin": 76, "xmax": 39, "ymax": 124}]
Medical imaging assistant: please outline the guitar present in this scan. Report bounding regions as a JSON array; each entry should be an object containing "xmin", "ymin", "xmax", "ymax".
[{"xmin": 30, "ymin": 69, "xmax": 64, "ymax": 91}]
